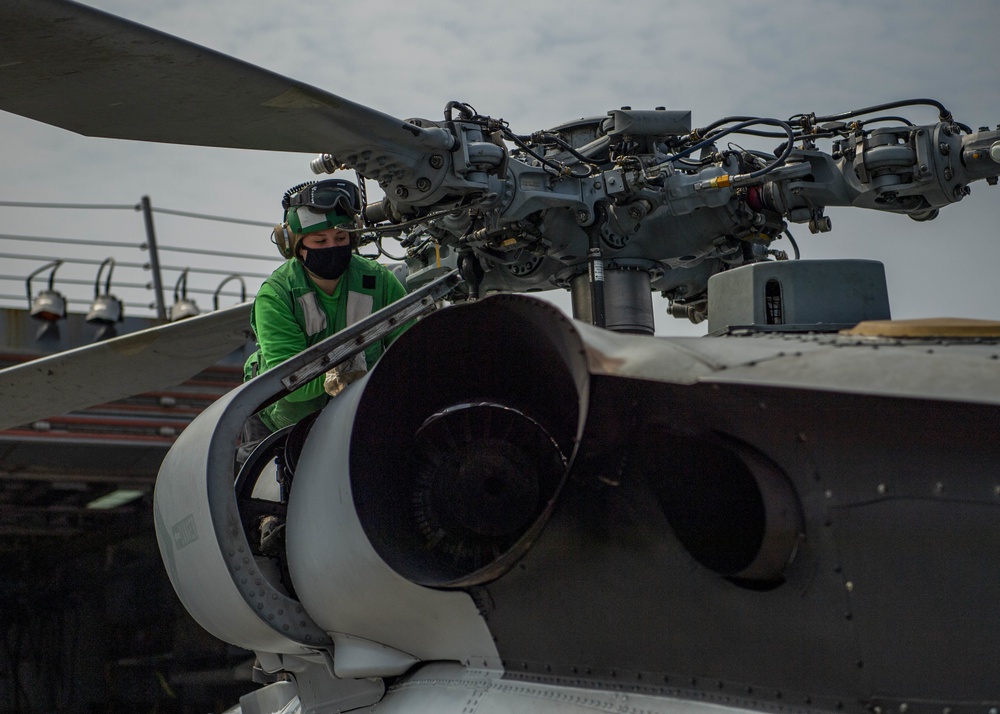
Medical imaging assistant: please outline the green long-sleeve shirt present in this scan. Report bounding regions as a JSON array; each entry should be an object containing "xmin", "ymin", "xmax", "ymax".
[{"xmin": 244, "ymin": 255, "xmax": 407, "ymax": 431}]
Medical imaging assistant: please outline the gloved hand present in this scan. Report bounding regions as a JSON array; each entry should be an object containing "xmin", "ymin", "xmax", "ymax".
[{"xmin": 324, "ymin": 351, "xmax": 368, "ymax": 397}]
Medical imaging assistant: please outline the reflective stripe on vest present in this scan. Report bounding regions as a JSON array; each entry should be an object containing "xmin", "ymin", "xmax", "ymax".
[
  {"xmin": 297, "ymin": 292, "xmax": 327, "ymax": 336},
  {"xmin": 346, "ymin": 291, "xmax": 374, "ymax": 326}
]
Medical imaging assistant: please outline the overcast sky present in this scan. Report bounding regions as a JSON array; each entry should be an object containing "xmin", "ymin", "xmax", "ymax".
[{"xmin": 1, "ymin": 0, "xmax": 997, "ymax": 336}]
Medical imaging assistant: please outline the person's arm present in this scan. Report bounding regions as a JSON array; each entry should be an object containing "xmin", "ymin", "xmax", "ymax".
[{"xmin": 254, "ymin": 285, "xmax": 326, "ymax": 402}]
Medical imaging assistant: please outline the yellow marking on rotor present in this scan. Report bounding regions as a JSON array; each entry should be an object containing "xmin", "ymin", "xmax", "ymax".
[
  {"xmin": 843, "ymin": 317, "xmax": 1000, "ymax": 337},
  {"xmin": 262, "ymin": 87, "xmax": 337, "ymax": 110}
]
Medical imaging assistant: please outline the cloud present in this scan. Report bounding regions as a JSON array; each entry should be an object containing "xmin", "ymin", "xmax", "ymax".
[{"xmin": 1, "ymin": 0, "xmax": 997, "ymax": 334}]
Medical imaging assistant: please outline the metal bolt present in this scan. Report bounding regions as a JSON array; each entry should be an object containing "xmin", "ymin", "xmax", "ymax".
[
  {"xmin": 416, "ymin": 177, "xmax": 432, "ymax": 192},
  {"xmin": 576, "ymin": 210, "xmax": 590, "ymax": 224},
  {"xmin": 394, "ymin": 185, "xmax": 409, "ymax": 198},
  {"xmin": 943, "ymin": 167, "xmax": 954, "ymax": 181},
  {"xmin": 939, "ymin": 142, "xmax": 951, "ymax": 155},
  {"xmin": 429, "ymin": 154, "xmax": 444, "ymax": 169}
]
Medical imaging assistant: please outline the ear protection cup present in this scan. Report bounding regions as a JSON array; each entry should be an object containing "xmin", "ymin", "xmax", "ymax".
[{"xmin": 272, "ymin": 223, "xmax": 297, "ymax": 259}]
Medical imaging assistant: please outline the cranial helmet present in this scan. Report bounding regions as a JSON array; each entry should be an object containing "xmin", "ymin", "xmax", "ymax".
[{"xmin": 272, "ymin": 179, "xmax": 362, "ymax": 259}]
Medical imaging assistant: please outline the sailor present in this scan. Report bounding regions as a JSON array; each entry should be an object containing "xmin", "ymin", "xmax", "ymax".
[{"xmin": 241, "ymin": 178, "xmax": 407, "ymax": 446}]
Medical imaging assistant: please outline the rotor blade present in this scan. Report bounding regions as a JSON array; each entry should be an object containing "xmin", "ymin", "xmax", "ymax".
[
  {"xmin": 0, "ymin": 0, "xmax": 452, "ymax": 175},
  {"xmin": 0, "ymin": 303, "xmax": 253, "ymax": 431}
]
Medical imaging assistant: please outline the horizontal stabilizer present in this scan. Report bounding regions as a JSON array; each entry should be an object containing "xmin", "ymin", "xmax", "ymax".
[{"xmin": 0, "ymin": 303, "xmax": 253, "ymax": 430}]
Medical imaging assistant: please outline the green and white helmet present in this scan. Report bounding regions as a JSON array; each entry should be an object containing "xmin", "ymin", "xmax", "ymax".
[{"xmin": 282, "ymin": 179, "xmax": 361, "ymax": 235}]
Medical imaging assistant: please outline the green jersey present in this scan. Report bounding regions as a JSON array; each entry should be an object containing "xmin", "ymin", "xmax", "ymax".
[{"xmin": 244, "ymin": 255, "xmax": 407, "ymax": 431}]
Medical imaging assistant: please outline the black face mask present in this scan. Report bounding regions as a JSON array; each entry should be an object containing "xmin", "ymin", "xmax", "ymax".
[{"xmin": 301, "ymin": 244, "xmax": 352, "ymax": 280}]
